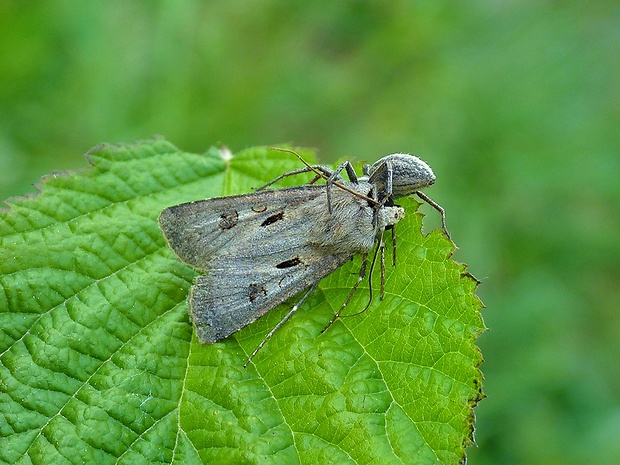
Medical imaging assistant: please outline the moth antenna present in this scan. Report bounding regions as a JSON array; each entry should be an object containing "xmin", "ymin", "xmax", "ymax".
[
  {"xmin": 256, "ymin": 166, "xmax": 328, "ymax": 191},
  {"xmin": 380, "ymin": 237, "xmax": 386, "ymax": 300},
  {"xmin": 341, "ymin": 228, "xmax": 385, "ymax": 319},
  {"xmin": 270, "ymin": 147, "xmax": 379, "ymax": 206},
  {"xmin": 391, "ymin": 226, "xmax": 397, "ymax": 266}
]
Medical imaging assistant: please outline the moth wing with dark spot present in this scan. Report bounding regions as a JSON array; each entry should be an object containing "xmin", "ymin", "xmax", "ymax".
[
  {"xmin": 190, "ymin": 246, "xmax": 351, "ymax": 343},
  {"xmin": 159, "ymin": 185, "xmax": 359, "ymax": 343},
  {"xmin": 158, "ymin": 186, "xmax": 325, "ymax": 270}
]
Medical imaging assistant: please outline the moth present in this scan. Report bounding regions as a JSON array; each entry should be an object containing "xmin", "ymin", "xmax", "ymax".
[{"xmin": 159, "ymin": 150, "xmax": 447, "ymax": 365}]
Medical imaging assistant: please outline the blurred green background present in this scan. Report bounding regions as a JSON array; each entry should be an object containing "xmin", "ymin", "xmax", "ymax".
[{"xmin": 1, "ymin": 1, "xmax": 618, "ymax": 463}]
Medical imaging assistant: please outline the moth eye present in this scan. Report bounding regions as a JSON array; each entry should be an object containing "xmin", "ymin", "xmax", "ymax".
[
  {"xmin": 275, "ymin": 257, "xmax": 302, "ymax": 269},
  {"xmin": 261, "ymin": 211, "xmax": 284, "ymax": 227}
]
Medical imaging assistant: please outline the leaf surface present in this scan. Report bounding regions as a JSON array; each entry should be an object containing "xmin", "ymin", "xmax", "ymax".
[{"xmin": 0, "ymin": 139, "xmax": 484, "ymax": 464}]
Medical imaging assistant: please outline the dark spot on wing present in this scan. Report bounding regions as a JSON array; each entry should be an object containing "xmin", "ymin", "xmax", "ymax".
[
  {"xmin": 219, "ymin": 210, "xmax": 238, "ymax": 229},
  {"xmin": 261, "ymin": 211, "xmax": 284, "ymax": 227},
  {"xmin": 249, "ymin": 282, "xmax": 267, "ymax": 302},
  {"xmin": 275, "ymin": 257, "xmax": 302, "ymax": 269}
]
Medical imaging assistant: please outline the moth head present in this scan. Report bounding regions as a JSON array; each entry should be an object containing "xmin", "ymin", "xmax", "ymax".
[
  {"xmin": 377, "ymin": 205, "xmax": 406, "ymax": 229},
  {"xmin": 367, "ymin": 153, "xmax": 436, "ymax": 198}
]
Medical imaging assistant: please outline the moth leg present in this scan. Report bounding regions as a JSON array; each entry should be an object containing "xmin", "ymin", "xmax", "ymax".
[
  {"xmin": 333, "ymin": 226, "xmax": 388, "ymax": 325},
  {"xmin": 368, "ymin": 228, "xmax": 387, "ymax": 301},
  {"xmin": 391, "ymin": 225, "xmax": 397, "ymax": 267},
  {"xmin": 322, "ymin": 253, "xmax": 370, "ymax": 332},
  {"xmin": 256, "ymin": 165, "xmax": 336, "ymax": 191},
  {"xmin": 380, "ymin": 235, "xmax": 386, "ymax": 299},
  {"xmin": 244, "ymin": 283, "xmax": 318, "ymax": 367},
  {"xmin": 415, "ymin": 191, "xmax": 450, "ymax": 239}
]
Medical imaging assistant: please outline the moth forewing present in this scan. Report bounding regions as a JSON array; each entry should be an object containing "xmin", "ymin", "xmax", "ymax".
[
  {"xmin": 189, "ymin": 251, "xmax": 348, "ymax": 343},
  {"xmin": 158, "ymin": 186, "xmax": 325, "ymax": 270},
  {"xmin": 158, "ymin": 180, "xmax": 397, "ymax": 347}
]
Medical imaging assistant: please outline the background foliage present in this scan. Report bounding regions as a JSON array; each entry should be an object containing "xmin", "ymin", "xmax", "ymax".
[{"xmin": 1, "ymin": 1, "xmax": 618, "ymax": 464}]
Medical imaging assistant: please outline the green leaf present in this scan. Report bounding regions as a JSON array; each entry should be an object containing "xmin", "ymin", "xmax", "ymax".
[{"xmin": 0, "ymin": 139, "xmax": 484, "ymax": 464}]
